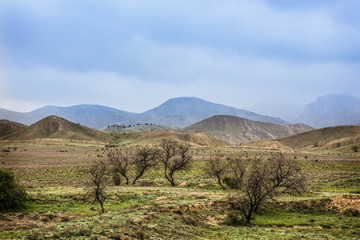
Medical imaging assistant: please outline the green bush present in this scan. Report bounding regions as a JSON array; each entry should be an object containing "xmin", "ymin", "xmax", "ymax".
[{"xmin": 0, "ymin": 169, "xmax": 28, "ymax": 211}]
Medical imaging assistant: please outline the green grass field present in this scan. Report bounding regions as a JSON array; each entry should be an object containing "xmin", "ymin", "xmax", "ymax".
[{"xmin": 1, "ymin": 139, "xmax": 359, "ymax": 239}]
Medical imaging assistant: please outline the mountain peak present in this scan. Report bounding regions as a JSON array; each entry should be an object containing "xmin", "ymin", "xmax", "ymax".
[
  {"xmin": 140, "ymin": 97, "xmax": 288, "ymax": 127},
  {"xmin": 160, "ymin": 97, "xmax": 210, "ymax": 106}
]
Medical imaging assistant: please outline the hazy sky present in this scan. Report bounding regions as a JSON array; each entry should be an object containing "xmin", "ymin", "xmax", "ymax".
[{"xmin": 1, "ymin": 0, "xmax": 359, "ymax": 113}]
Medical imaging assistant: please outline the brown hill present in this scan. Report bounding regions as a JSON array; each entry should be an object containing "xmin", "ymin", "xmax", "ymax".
[
  {"xmin": 0, "ymin": 120, "xmax": 27, "ymax": 138},
  {"xmin": 182, "ymin": 115, "xmax": 313, "ymax": 145},
  {"xmin": 112, "ymin": 130, "xmax": 229, "ymax": 147},
  {"xmin": 278, "ymin": 125, "xmax": 360, "ymax": 152},
  {"xmin": 2, "ymin": 115, "xmax": 113, "ymax": 142}
]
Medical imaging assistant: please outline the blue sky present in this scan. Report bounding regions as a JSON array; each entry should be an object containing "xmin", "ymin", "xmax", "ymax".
[{"xmin": 0, "ymin": 0, "xmax": 359, "ymax": 113}]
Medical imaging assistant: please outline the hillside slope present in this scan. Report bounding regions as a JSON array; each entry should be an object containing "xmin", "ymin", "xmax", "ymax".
[
  {"xmin": 2, "ymin": 115, "xmax": 113, "ymax": 142},
  {"xmin": 182, "ymin": 115, "xmax": 313, "ymax": 145},
  {"xmin": 104, "ymin": 123, "xmax": 178, "ymax": 133},
  {"xmin": 111, "ymin": 130, "xmax": 228, "ymax": 147},
  {"xmin": 0, "ymin": 120, "xmax": 27, "ymax": 138},
  {"xmin": 278, "ymin": 125, "xmax": 360, "ymax": 152}
]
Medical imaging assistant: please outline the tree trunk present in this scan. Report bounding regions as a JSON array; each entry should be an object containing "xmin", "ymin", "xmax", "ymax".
[
  {"xmin": 217, "ymin": 175, "xmax": 225, "ymax": 190},
  {"xmin": 133, "ymin": 171, "xmax": 145, "ymax": 184},
  {"xmin": 100, "ymin": 201, "xmax": 105, "ymax": 213}
]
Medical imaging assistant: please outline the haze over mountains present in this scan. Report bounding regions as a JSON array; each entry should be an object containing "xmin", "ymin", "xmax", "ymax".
[
  {"xmin": 244, "ymin": 94, "xmax": 360, "ymax": 127},
  {"xmin": 299, "ymin": 94, "xmax": 360, "ymax": 128},
  {"xmin": 0, "ymin": 97, "xmax": 287, "ymax": 129},
  {"xmin": 1, "ymin": 94, "xmax": 359, "ymax": 130}
]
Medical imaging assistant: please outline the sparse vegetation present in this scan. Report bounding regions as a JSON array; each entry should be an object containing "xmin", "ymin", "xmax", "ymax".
[{"xmin": 0, "ymin": 130, "xmax": 359, "ymax": 239}]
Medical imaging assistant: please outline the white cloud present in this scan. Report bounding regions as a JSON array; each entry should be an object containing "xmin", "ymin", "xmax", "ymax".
[{"xmin": 0, "ymin": 0, "xmax": 359, "ymax": 112}]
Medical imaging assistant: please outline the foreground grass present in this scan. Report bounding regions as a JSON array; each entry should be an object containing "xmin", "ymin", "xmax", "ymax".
[
  {"xmin": 1, "ymin": 185, "xmax": 359, "ymax": 240},
  {"xmin": 1, "ymin": 141, "xmax": 360, "ymax": 239}
]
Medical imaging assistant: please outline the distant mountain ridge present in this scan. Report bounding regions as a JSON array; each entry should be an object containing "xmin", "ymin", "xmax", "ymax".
[
  {"xmin": 299, "ymin": 94, "xmax": 360, "ymax": 128},
  {"xmin": 182, "ymin": 115, "xmax": 313, "ymax": 145},
  {"xmin": 0, "ymin": 97, "xmax": 287, "ymax": 129}
]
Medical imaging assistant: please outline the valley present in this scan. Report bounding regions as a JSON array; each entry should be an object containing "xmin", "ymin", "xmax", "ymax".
[{"xmin": 0, "ymin": 115, "xmax": 359, "ymax": 239}]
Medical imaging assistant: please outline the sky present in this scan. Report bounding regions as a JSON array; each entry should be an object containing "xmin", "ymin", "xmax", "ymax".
[{"xmin": 0, "ymin": 0, "xmax": 359, "ymax": 113}]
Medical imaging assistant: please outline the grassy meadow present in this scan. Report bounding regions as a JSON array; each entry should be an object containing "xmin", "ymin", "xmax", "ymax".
[{"xmin": 1, "ymin": 138, "xmax": 360, "ymax": 239}]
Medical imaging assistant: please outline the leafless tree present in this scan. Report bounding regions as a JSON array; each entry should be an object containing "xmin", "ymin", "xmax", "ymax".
[
  {"xmin": 108, "ymin": 149, "xmax": 132, "ymax": 185},
  {"xmin": 108, "ymin": 146, "xmax": 160, "ymax": 185},
  {"xmin": 203, "ymin": 153, "xmax": 228, "ymax": 189},
  {"xmin": 89, "ymin": 161, "xmax": 108, "ymax": 214},
  {"xmin": 160, "ymin": 139, "xmax": 192, "ymax": 186},
  {"xmin": 132, "ymin": 146, "xmax": 160, "ymax": 185},
  {"xmin": 227, "ymin": 153, "xmax": 305, "ymax": 224},
  {"xmin": 225, "ymin": 154, "xmax": 247, "ymax": 189}
]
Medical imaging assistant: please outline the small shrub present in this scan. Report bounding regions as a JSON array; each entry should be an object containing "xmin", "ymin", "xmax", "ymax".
[
  {"xmin": 112, "ymin": 173, "xmax": 121, "ymax": 186},
  {"xmin": 0, "ymin": 169, "xmax": 28, "ymax": 212},
  {"xmin": 60, "ymin": 216, "xmax": 70, "ymax": 222},
  {"xmin": 222, "ymin": 176, "xmax": 237, "ymax": 189},
  {"xmin": 223, "ymin": 212, "xmax": 245, "ymax": 226},
  {"xmin": 344, "ymin": 208, "xmax": 359, "ymax": 217},
  {"xmin": 140, "ymin": 180, "xmax": 154, "ymax": 186},
  {"xmin": 351, "ymin": 146, "xmax": 359, "ymax": 152}
]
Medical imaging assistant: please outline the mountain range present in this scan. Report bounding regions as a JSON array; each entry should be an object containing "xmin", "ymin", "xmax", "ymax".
[
  {"xmin": 1, "ymin": 94, "xmax": 359, "ymax": 129},
  {"xmin": 0, "ymin": 97, "xmax": 287, "ymax": 129}
]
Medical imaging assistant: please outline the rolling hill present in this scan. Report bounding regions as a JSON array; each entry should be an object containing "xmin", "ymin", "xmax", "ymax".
[
  {"xmin": 0, "ymin": 97, "xmax": 287, "ymax": 129},
  {"xmin": 111, "ymin": 130, "xmax": 229, "ymax": 147},
  {"xmin": 0, "ymin": 120, "xmax": 27, "ymax": 138},
  {"xmin": 278, "ymin": 125, "xmax": 360, "ymax": 152},
  {"xmin": 1, "ymin": 115, "xmax": 113, "ymax": 142},
  {"xmin": 182, "ymin": 115, "xmax": 313, "ymax": 145},
  {"xmin": 104, "ymin": 123, "xmax": 178, "ymax": 133}
]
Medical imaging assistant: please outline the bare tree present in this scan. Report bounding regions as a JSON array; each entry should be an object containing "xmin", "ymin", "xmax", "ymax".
[
  {"xmin": 132, "ymin": 146, "xmax": 160, "ymax": 185},
  {"xmin": 227, "ymin": 153, "xmax": 305, "ymax": 224},
  {"xmin": 108, "ymin": 146, "xmax": 160, "ymax": 185},
  {"xmin": 203, "ymin": 154, "xmax": 228, "ymax": 189},
  {"xmin": 225, "ymin": 154, "xmax": 247, "ymax": 189},
  {"xmin": 159, "ymin": 139, "xmax": 192, "ymax": 186},
  {"xmin": 89, "ymin": 161, "xmax": 108, "ymax": 214},
  {"xmin": 108, "ymin": 149, "xmax": 132, "ymax": 185}
]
